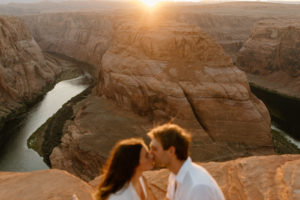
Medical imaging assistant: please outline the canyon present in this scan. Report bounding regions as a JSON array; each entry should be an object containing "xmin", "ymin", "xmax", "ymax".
[
  {"xmin": 0, "ymin": 16, "xmax": 61, "ymax": 147},
  {"xmin": 23, "ymin": 11, "xmax": 276, "ymax": 180},
  {"xmin": 0, "ymin": 1, "xmax": 299, "ymax": 199},
  {"xmin": 237, "ymin": 19, "xmax": 300, "ymax": 97}
]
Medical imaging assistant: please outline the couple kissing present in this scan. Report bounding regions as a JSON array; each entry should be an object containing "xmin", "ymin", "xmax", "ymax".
[{"xmin": 95, "ymin": 123, "xmax": 225, "ymax": 200}]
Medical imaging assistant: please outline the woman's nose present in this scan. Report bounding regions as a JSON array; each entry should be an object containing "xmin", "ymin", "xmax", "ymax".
[{"xmin": 149, "ymin": 153, "xmax": 154, "ymax": 160}]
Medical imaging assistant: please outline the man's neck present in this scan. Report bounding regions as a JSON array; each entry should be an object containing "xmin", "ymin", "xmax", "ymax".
[{"xmin": 169, "ymin": 159, "xmax": 185, "ymax": 175}]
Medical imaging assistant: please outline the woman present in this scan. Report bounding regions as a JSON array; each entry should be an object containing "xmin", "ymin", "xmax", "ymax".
[{"xmin": 96, "ymin": 138, "xmax": 154, "ymax": 200}]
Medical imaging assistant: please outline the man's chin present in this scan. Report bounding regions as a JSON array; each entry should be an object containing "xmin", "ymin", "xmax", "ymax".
[{"xmin": 153, "ymin": 161, "xmax": 166, "ymax": 169}]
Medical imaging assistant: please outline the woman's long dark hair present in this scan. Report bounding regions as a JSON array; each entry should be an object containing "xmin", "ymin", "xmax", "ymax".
[{"xmin": 96, "ymin": 138, "xmax": 145, "ymax": 200}]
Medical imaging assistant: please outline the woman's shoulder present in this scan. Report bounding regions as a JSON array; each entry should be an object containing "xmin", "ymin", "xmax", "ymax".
[{"xmin": 107, "ymin": 185, "xmax": 133, "ymax": 200}]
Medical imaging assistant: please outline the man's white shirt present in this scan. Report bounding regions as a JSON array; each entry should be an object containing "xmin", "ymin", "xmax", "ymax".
[
  {"xmin": 108, "ymin": 177, "xmax": 147, "ymax": 200},
  {"xmin": 166, "ymin": 157, "xmax": 225, "ymax": 200}
]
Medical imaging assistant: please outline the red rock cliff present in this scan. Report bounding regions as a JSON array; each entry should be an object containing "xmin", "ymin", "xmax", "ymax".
[
  {"xmin": 24, "ymin": 12, "xmax": 114, "ymax": 73},
  {"xmin": 98, "ymin": 20, "xmax": 273, "ymax": 149},
  {"xmin": 237, "ymin": 19, "xmax": 300, "ymax": 96},
  {"xmin": 0, "ymin": 16, "xmax": 60, "ymax": 132}
]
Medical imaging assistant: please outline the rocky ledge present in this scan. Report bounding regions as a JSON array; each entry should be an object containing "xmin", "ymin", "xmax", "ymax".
[
  {"xmin": 143, "ymin": 154, "xmax": 300, "ymax": 200},
  {"xmin": 1, "ymin": 154, "xmax": 299, "ymax": 200},
  {"xmin": 0, "ymin": 169, "xmax": 94, "ymax": 200}
]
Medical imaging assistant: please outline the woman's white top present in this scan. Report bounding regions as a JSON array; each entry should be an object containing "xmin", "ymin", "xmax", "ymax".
[{"xmin": 108, "ymin": 177, "xmax": 147, "ymax": 200}]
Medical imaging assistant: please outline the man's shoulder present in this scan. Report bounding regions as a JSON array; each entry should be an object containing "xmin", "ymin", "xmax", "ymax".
[
  {"xmin": 187, "ymin": 162, "xmax": 216, "ymax": 185},
  {"xmin": 189, "ymin": 162, "xmax": 211, "ymax": 176}
]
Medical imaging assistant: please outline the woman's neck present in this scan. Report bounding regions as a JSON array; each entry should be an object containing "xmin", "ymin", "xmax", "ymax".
[
  {"xmin": 131, "ymin": 171, "xmax": 142, "ymax": 185},
  {"xmin": 131, "ymin": 171, "xmax": 146, "ymax": 200}
]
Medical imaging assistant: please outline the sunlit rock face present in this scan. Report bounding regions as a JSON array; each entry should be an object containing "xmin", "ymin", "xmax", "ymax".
[
  {"xmin": 237, "ymin": 19, "xmax": 300, "ymax": 95},
  {"xmin": 172, "ymin": 13, "xmax": 257, "ymax": 62},
  {"xmin": 24, "ymin": 12, "xmax": 114, "ymax": 73},
  {"xmin": 160, "ymin": 2, "xmax": 300, "ymax": 63},
  {"xmin": 98, "ymin": 21, "xmax": 273, "ymax": 150},
  {"xmin": 0, "ymin": 16, "xmax": 60, "ymax": 133},
  {"xmin": 143, "ymin": 154, "xmax": 300, "ymax": 200},
  {"xmin": 49, "ymin": 95, "xmax": 153, "ymax": 181},
  {"xmin": 237, "ymin": 19, "xmax": 300, "ymax": 77},
  {"xmin": 0, "ymin": 169, "xmax": 94, "ymax": 200}
]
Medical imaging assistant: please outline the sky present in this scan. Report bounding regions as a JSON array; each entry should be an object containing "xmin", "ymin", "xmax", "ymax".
[{"xmin": 1, "ymin": 0, "xmax": 300, "ymax": 4}]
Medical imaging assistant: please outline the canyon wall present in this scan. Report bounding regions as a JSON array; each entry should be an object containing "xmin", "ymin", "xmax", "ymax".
[
  {"xmin": 46, "ymin": 19, "xmax": 274, "ymax": 181},
  {"xmin": 237, "ymin": 19, "xmax": 300, "ymax": 96},
  {"xmin": 236, "ymin": 18, "xmax": 300, "ymax": 139},
  {"xmin": 169, "ymin": 2, "xmax": 300, "ymax": 63},
  {"xmin": 0, "ymin": 16, "xmax": 60, "ymax": 144},
  {"xmin": 23, "ymin": 12, "xmax": 115, "ymax": 75},
  {"xmin": 98, "ymin": 20, "xmax": 272, "ymax": 148},
  {"xmin": 170, "ymin": 13, "xmax": 258, "ymax": 62},
  {"xmin": 15, "ymin": 2, "xmax": 300, "ymax": 180}
]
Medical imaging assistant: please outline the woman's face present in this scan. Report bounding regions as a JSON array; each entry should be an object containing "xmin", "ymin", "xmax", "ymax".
[{"xmin": 138, "ymin": 145, "xmax": 154, "ymax": 172}]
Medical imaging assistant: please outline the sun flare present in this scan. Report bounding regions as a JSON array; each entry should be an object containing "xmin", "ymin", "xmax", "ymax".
[
  {"xmin": 140, "ymin": 0, "xmax": 160, "ymax": 7},
  {"xmin": 138, "ymin": 0, "xmax": 202, "ymax": 8}
]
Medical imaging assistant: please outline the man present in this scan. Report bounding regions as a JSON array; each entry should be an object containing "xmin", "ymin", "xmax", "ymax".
[{"xmin": 147, "ymin": 123, "xmax": 225, "ymax": 200}]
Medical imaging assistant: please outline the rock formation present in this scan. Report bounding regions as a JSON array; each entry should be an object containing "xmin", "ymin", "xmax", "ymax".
[
  {"xmin": 161, "ymin": 2, "xmax": 300, "ymax": 62},
  {"xmin": 23, "ymin": 12, "xmax": 114, "ymax": 73},
  {"xmin": 98, "ymin": 20, "xmax": 273, "ymax": 150},
  {"xmin": 49, "ymin": 95, "xmax": 153, "ymax": 181},
  {"xmin": 46, "ymin": 20, "xmax": 275, "ymax": 181},
  {"xmin": 143, "ymin": 154, "xmax": 300, "ymax": 200},
  {"xmin": 237, "ymin": 19, "xmax": 300, "ymax": 96},
  {"xmin": 1, "ymin": 155, "xmax": 299, "ymax": 200},
  {"xmin": 0, "ymin": 169, "xmax": 94, "ymax": 200},
  {"xmin": 0, "ymin": 16, "xmax": 60, "ymax": 143}
]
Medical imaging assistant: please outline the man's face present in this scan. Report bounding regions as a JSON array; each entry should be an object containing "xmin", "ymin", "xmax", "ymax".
[{"xmin": 149, "ymin": 138, "xmax": 170, "ymax": 168}]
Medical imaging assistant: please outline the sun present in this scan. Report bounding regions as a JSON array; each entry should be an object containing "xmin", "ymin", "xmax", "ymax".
[{"xmin": 140, "ymin": 0, "xmax": 159, "ymax": 7}]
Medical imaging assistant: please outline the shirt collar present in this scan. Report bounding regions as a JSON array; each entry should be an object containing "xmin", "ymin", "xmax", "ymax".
[{"xmin": 175, "ymin": 157, "xmax": 192, "ymax": 183}]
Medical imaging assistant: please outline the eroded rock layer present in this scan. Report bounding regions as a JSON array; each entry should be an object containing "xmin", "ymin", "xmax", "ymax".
[
  {"xmin": 1, "ymin": 155, "xmax": 299, "ymax": 200},
  {"xmin": 237, "ymin": 19, "xmax": 300, "ymax": 96},
  {"xmin": 24, "ymin": 12, "xmax": 114, "ymax": 73},
  {"xmin": 237, "ymin": 19, "xmax": 300, "ymax": 76},
  {"xmin": 98, "ymin": 21, "xmax": 273, "ymax": 148},
  {"xmin": 46, "ymin": 20, "xmax": 275, "ymax": 181},
  {"xmin": 0, "ymin": 169, "xmax": 94, "ymax": 200},
  {"xmin": 0, "ymin": 16, "xmax": 60, "ymax": 140}
]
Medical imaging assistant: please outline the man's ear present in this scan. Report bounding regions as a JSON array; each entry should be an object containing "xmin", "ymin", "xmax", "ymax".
[{"xmin": 168, "ymin": 146, "xmax": 176, "ymax": 156}]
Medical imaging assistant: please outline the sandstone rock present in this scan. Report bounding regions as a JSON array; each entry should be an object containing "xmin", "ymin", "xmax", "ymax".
[
  {"xmin": 49, "ymin": 94, "xmax": 153, "ymax": 181},
  {"xmin": 48, "ymin": 20, "xmax": 276, "ymax": 181},
  {"xmin": 0, "ymin": 169, "xmax": 94, "ymax": 200},
  {"xmin": 237, "ymin": 19, "xmax": 300, "ymax": 97},
  {"xmin": 159, "ymin": 2, "xmax": 300, "ymax": 62},
  {"xmin": 0, "ymin": 16, "xmax": 61, "ymax": 143},
  {"xmin": 23, "ymin": 12, "xmax": 114, "ymax": 76},
  {"xmin": 98, "ymin": 20, "xmax": 273, "ymax": 149},
  {"xmin": 237, "ymin": 19, "xmax": 300, "ymax": 77},
  {"xmin": 143, "ymin": 154, "xmax": 300, "ymax": 200}
]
